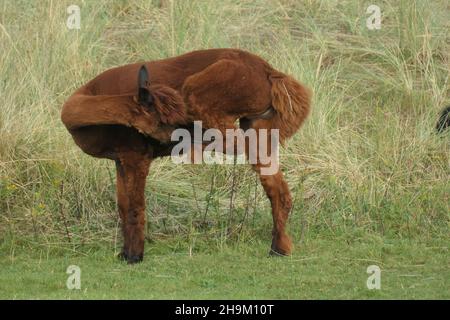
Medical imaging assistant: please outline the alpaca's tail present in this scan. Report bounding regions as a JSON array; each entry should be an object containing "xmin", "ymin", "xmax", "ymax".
[
  {"xmin": 267, "ymin": 69, "xmax": 312, "ymax": 143},
  {"xmin": 436, "ymin": 106, "xmax": 450, "ymax": 133}
]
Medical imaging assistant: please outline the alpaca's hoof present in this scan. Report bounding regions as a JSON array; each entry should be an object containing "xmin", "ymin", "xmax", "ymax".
[
  {"xmin": 118, "ymin": 251, "xmax": 143, "ymax": 264},
  {"xmin": 270, "ymin": 234, "xmax": 292, "ymax": 257},
  {"xmin": 269, "ymin": 249, "xmax": 289, "ymax": 257},
  {"xmin": 127, "ymin": 254, "xmax": 143, "ymax": 264}
]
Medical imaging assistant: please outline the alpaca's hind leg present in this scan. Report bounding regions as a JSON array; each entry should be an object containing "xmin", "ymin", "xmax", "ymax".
[
  {"xmin": 264, "ymin": 168, "xmax": 293, "ymax": 256},
  {"xmin": 241, "ymin": 118, "xmax": 292, "ymax": 256},
  {"xmin": 116, "ymin": 152, "xmax": 151, "ymax": 264},
  {"xmin": 252, "ymin": 164, "xmax": 293, "ymax": 256}
]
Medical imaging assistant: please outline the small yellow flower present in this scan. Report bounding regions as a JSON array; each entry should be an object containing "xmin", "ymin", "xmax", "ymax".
[{"xmin": 7, "ymin": 184, "xmax": 17, "ymax": 191}]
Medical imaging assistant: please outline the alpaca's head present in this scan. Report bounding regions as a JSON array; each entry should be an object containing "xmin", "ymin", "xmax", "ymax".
[
  {"xmin": 135, "ymin": 65, "xmax": 187, "ymax": 126},
  {"xmin": 137, "ymin": 65, "xmax": 154, "ymax": 108}
]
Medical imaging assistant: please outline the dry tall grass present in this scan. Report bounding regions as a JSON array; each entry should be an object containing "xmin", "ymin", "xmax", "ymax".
[{"xmin": 0, "ymin": 0, "xmax": 448, "ymax": 251}]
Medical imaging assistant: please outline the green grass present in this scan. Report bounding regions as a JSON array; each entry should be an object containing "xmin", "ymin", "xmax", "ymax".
[
  {"xmin": 1, "ymin": 238, "xmax": 448, "ymax": 299},
  {"xmin": 0, "ymin": 0, "xmax": 449, "ymax": 299}
]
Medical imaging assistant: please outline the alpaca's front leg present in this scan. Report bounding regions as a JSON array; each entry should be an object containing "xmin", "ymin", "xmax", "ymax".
[
  {"xmin": 115, "ymin": 160, "xmax": 129, "ymax": 261},
  {"xmin": 116, "ymin": 152, "xmax": 151, "ymax": 264}
]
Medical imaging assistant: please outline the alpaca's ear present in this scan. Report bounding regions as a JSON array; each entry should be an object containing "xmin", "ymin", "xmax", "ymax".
[{"xmin": 137, "ymin": 65, "xmax": 154, "ymax": 107}]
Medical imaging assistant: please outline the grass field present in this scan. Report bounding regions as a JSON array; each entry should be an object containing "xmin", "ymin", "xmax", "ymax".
[
  {"xmin": 2, "ymin": 239, "xmax": 449, "ymax": 299},
  {"xmin": 0, "ymin": 0, "xmax": 449, "ymax": 299}
]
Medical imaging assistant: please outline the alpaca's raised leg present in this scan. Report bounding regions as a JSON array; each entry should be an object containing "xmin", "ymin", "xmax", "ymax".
[{"xmin": 116, "ymin": 152, "xmax": 151, "ymax": 264}]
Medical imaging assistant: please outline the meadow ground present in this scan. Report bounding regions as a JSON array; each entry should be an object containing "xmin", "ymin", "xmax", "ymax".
[{"xmin": 0, "ymin": 0, "xmax": 449, "ymax": 299}]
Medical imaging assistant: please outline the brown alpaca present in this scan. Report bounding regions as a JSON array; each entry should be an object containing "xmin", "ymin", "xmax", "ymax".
[{"xmin": 61, "ymin": 48, "xmax": 311, "ymax": 263}]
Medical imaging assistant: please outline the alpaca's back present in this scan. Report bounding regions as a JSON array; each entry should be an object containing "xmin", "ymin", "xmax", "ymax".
[{"xmin": 84, "ymin": 49, "xmax": 260, "ymax": 96}]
